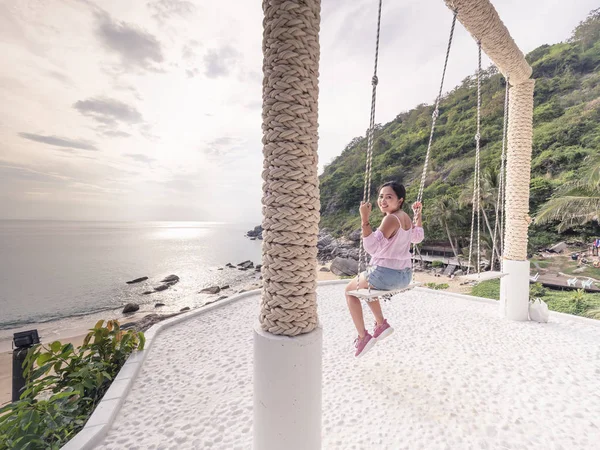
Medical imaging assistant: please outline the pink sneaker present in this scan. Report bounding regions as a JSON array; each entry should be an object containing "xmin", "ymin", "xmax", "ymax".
[
  {"xmin": 354, "ymin": 332, "xmax": 376, "ymax": 358},
  {"xmin": 373, "ymin": 319, "xmax": 394, "ymax": 341}
]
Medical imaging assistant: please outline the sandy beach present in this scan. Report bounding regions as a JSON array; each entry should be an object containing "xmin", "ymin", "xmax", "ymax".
[{"xmin": 0, "ymin": 265, "xmax": 469, "ymax": 406}]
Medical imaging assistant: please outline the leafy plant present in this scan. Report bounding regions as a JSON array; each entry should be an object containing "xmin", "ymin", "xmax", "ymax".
[
  {"xmin": 0, "ymin": 320, "xmax": 144, "ymax": 450},
  {"xmin": 431, "ymin": 260, "xmax": 444, "ymax": 268},
  {"xmin": 586, "ymin": 308, "xmax": 600, "ymax": 319},
  {"xmin": 569, "ymin": 289, "xmax": 589, "ymax": 314},
  {"xmin": 529, "ymin": 282, "xmax": 547, "ymax": 299},
  {"xmin": 425, "ymin": 282, "xmax": 449, "ymax": 290}
]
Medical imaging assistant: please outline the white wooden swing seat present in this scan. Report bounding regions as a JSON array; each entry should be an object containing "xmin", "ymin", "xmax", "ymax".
[
  {"xmin": 348, "ymin": 282, "xmax": 422, "ymax": 301},
  {"xmin": 459, "ymin": 271, "xmax": 507, "ymax": 282}
]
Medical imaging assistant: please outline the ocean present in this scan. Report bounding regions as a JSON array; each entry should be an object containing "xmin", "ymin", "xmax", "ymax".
[{"xmin": 0, "ymin": 221, "xmax": 263, "ymax": 345}]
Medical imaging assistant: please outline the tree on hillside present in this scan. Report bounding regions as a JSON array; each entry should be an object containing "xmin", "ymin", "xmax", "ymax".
[
  {"xmin": 535, "ymin": 155, "xmax": 600, "ymax": 232},
  {"xmin": 428, "ymin": 196, "xmax": 465, "ymax": 268},
  {"xmin": 457, "ymin": 166, "xmax": 503, "ymax": 268},
  {"xmin": 571, "ymin": 8, "xmax": 600, "ymax": 50}
]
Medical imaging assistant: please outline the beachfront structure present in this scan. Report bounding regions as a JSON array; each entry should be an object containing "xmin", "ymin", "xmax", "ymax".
[
  {"xmin": 61, "ymin": 1, "xmax": 580, "ymax": 449},
  {"xmin": 256, "ymin": 0, "xmax": 534, "ymax": 448}
]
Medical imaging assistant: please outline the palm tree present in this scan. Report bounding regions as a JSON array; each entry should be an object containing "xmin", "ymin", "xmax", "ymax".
[
  {"xmin": 481, "ymin": 166, "xmax": 504, "ymax": 268},
  {"xmin": 429, "ymin": 196, "xmax": 466, "ymax": 268},
  {"xmin": 535, "ymin": 155, "xmax": 600, "ymax": 231},
  {"xmin": 459, "ymin": 166, "xmax": 503, "ymax": 269}
]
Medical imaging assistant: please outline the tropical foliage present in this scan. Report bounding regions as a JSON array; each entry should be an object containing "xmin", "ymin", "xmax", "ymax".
[
  {"xmin": 319, "ymin": 9, "xmax": 600, "ymax": 251},
  {"xmin": 0, "ymin": 320, "xmax": 145, "ymax": 450}
]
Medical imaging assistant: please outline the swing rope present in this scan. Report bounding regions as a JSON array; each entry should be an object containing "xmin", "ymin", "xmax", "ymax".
[
  {"xmin": 417, "ymin": 10, "xmax": 458, "ymax": 205},
  {"xmin": 491, "ymin": 78, "xmax": 509, "ymax": 271},
  {"xmin": 467, "ymin": 42, "xmax": 483, "ymax": 276},
  {"xmin": 357, "ymin": 0, "xmax": 383, "ymax": 276},
  {"xmin": 354, "ymin": 8, "xmax": 458, "ymax": 298},
  {"xmin": 411, "ymin": 9, "xmax": 457, "ymax": 272}
]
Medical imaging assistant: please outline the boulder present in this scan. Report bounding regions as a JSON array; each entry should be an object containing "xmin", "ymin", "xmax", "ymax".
[
  {"xmin": 126, "ymin": 276, "xmax": 148, "ymax": 284},
  {"xmin": 237, "ymin": 260, "xmax": 254, "ymax": 269},
  {"xmin": 317, "ymin": 233, "xmax": 334, "ymax": 249},
  {"xmin": 246, "ymin": 225, "xmax": 263, "ymax": 238},
  {"xmin": 348, "ymin": 229, "xmax": 362, "ymax": 242},
  {"xmin": 155, "ymin": 303, "xmax": 165, "ymax": 308},
  {"xmin": 161, "ymin": 274, "xmax": 179, "ymax": 283},
  {"xmin": 319, "ymin": 266, "xmax": 331, "ymax": 272},
  {"xmin": 330, "ymin": 257, "xmax": 359, "ymax": 277},
  {"xmin": 549, "ymin": 241, "xmax": 567, "ymax": 253},
  {"xmin": 122, "ymin": 303, "xmax": 139, "ymax": 314},
  {"xmin": 199, "ymin": 286, "xmax": 220, "ymax": 294},
  {"xmin": 180, "ymin": 307, "xmax": 190, "ymax": 312},
  {"xmin": 135, "ymin": 313, "xmax": 179, "ymax": 333},
  {"xmin": 219, "ymin": 285, "xmax": 230, "ymax": 290},
  {"xmin": 154, "ymin": 284, "xmax": 169, "ymax": 292},
  {"xmin": 226, "ymin": 263, "xmax": 235, "ymax": 268},
  {"xmin": 142, "ymin": 291, "xmax": 154, "ymax": 295}
]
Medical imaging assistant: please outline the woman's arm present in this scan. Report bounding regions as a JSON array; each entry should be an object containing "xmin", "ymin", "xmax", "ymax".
[
  {"xmin": 412, "ymin": 201, "xmax": 423, "ymax": 227},
  {"xmin": 411, "ymin": 201, "xmax": 424, "ymax": 243}
]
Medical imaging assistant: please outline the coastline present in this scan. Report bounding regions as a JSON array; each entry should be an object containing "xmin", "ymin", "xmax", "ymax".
[
  {"xmin": 0, "ymin": 264, "xmax": 340, "ymax": 406},
  {"xmin": 0, "ymin": 264, "xmax": 474, "ymax": 406}
]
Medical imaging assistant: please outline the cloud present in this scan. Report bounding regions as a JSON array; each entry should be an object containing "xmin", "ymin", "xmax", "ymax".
[
  {"xmin": 18, "ymin": 133, "xmax": 98, "ymax": 151},
  {"xmin": 182, "ymin": 40, "xmax": 201, "ymax": 60},
  {"xmin": 160, "ymin": 178, "xmax": 196, "ymax": 192},
  {"xmin": 74, "ymin": 97, "xmax": 144, "ymax": 128},
  {"xmin": 103, "ymin": 130, "xmax": 131, "ymax": 138},
  {"xmin": 203, "ymin": 136, "xmax": 238, "ymax": 157},
  {"xmin": 140, "ymin": 123, "xmax": 160, "ymax": 141},
  {"xmin": 124, "ymin": 153, "xmax": 155, "ymax": 164},
  {"xmin": 186, "ymin": 68, "xmax": 200, "ymax": 78},
  {"xmin": 46, "ymin": 70, "xmax": 73, "ymax": 85},
  {"xmin": 204, "ymin": 46, "xmax": 240, "ymax": 78},
  {"xmin": 148, "ymin": 0, "xmax": 196, "ymax": 23},
  {"xmin": 95, "ymin": 12, "xmax": 164, "ymax": 72},
  {"xmin": 0, "ymin": 163, "xmax": 69, "ymax": 184}
]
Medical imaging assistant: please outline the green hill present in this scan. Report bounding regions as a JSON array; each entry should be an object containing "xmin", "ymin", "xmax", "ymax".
[{"xmin": 319, "ymin": 8, "xmax": 600, "ymax": 254}]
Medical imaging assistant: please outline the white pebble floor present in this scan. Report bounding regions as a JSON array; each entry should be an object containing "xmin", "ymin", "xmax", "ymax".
[{"xmin": 96, "ymin": 285, "xmax": 600, "ymax": 450}]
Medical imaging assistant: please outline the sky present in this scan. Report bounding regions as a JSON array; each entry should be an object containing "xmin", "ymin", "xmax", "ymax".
[{"xmin": 0, "ymin": 0, "xmax": 597, "ymax": 223}]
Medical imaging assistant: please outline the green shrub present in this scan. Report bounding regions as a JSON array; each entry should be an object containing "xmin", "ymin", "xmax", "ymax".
[
  {"xmin": 569, "ymin": 289, "xmax": 589, "ymax": 314},
  {"xmin": 431, "ymin": 260, "xmax": 444, "ymax": 268},
  {"xmin": 0, "ymin": 320, "xmax": 145, "ymax": 449},
  {"xmin": 586, "ymin": 308, "xmax": 600, "ymax": 319},
  {"xmin": 529, "ymin": 282, "xmax": 547, "ymax": 299},
  {"xmin": 425, "ymin": 282, "xmax": 450, "ymax": 290},
  {"xmin": 470, "ymin": 279, "xmax": 500, "ymax": 300}
]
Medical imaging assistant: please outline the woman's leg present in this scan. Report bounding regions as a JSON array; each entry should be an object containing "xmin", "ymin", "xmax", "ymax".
[
  {"xmin": 345, "ymin": 275, "xmax": 370, "ymax": 337},
  {"xmin": 366, "ymin": 300, "xmax": 385, "ymax": 326}
]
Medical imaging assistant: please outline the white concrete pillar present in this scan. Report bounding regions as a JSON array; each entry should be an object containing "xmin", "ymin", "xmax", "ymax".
[{"xmin": 254, "ymin": 325, "xmax": 322, "ymax": 450}]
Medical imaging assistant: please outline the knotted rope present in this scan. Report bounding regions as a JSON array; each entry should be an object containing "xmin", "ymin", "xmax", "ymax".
[
  {"xmin": 443, "ymin": 0, "xmax": 531, "ymax": 85},
  {"xmin": 504, "ymin": 79, "xmax": 535, "ymax": 261},
  {"xmin": 357, "ymin": 0, "xmax": 383, "ymax": 276},
  {"xmin": 260, "ymin": 0, "xmax": 321, "ymax": 336},
  {"xmin": 491, "ymin": 78, "xmax": 509, "ymax": 271},
  {"xmin": 467, "ymin": 42, "xmax": 482, "ymax": 276},
  {"xmin": 416, "ymin": 10, "xmax": 457, "ymax": 206}
]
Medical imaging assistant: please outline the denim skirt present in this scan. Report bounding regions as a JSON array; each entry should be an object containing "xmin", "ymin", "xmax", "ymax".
[{"xmin": 361, "ymin": 266, "xmax": 413, "ymax": 291}]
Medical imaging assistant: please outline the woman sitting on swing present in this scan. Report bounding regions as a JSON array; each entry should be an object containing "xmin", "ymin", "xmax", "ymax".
[{"xmin": 345, "ymin": 181, "xmax": 424, "ymax": 357}]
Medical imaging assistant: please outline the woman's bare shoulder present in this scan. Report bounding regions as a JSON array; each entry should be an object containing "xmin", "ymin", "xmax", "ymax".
[{"xmin": 396, "ymin": 211, "xmax": 412, "ymax": 231}]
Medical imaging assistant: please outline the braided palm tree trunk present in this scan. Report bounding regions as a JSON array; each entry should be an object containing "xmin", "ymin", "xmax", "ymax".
[
  {"xmin": 445, "ymin": 0, "xmax": 534, "ymax": 320},
  {"xmin": 254, "ymin": 1, "xmax": 323, "ymax": 449}
]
